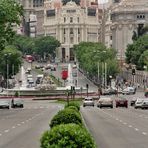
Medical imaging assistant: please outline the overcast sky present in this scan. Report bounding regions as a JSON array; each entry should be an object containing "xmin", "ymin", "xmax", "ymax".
[{"xmin": 98, "ymin": 0, "xmax": 108, "ymax": 4}]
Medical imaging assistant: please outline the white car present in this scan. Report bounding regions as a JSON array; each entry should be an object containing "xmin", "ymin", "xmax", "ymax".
[
  {"xmin": 0, "ymin": 99, "xmax": 10, "ymax": 109},
  {"xmin": 83, "ymin": 97, "xmax": 94, "ymax": 107},
  {"xmin": 134, "ymin": 99, "xmax": 144, "ymax": 109},
  {"xmin": 11, "ymin": 98, "xmax": 24, "ymax": 108},
  {"xmin": 122, "ymin": 86, "xmax": 136, "ymax": 95}
]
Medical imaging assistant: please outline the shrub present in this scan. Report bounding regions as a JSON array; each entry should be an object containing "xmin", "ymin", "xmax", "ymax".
[
  {"xmin": 65, "ymin": 105, "xmax": 79, "ymax": 112},
  {"xmin": 49, "ymin": 108, "xmax": 82, "ymax": 128},
  {"xmin": 40, "ymin": 123, "xmax": 96, "ymax": 148},
  {"xmin": 64, "ymin": 102, "xmax": 80, "ymax": 111}
]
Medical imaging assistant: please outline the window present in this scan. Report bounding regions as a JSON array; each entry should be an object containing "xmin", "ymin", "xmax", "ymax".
[
  {"xmin": 70, "ymin": 28, "xmax": 73, "ymax": 34},
  {"xmin": 110, "ymin": 36, "xmax": 112, "ymax": 40},
  {"xmin": 77, "ymin": 17, "xmax": 79, "ymax": 23},
  {"xmin": 64, "ymin": 28, "xmax": 66, "ymax": 34},
  {"xmin": 70, "ymin": 17, "xmax": 73, "ymax": 23},
  {"xmin": 78, "ymin": 28, "xmax": 80, "ymax": 34},
  {"xmin": 137, "ymin": 14, "xmax": 145, "ymax": 19},
  {"xmin": 64, "ymin": 17, "xmax": 66, "ymax": 22},
  {"xmin": 70, "ymin": 37, "xmax": 73, "ymax": 43}
]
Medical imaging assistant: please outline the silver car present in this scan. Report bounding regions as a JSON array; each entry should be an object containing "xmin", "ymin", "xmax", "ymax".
[
  {"xmin": 0, "ymin": 99, "xmax": 10, "ymax": 109},
  {"xmin": 83, "ymin": 97, "xmax": 94, "ymax": 107},
  {"xmin": 11, "ymin": 98, "xmax": 24, "ymax": 108},
  {"xmin": 134, "ymin": 99, "xmax": 144, "ymax": 109},
  {"xmin": 141, "ymin": 100, "xmax": 148, "ymax": 109}
]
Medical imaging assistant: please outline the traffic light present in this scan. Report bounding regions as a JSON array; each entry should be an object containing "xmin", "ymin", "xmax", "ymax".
[{"xmin": 132, "ymin": 69, "xmax": 136, "ymax": 75}]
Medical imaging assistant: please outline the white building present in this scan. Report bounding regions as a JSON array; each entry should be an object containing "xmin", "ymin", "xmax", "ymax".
[
  {"xmin": 107, "ymin": 0, "xmax": 148, "ymax": 63},
  {"xmin": 44, "ymin": 1, "xmax": 102, "ymax": 61}
]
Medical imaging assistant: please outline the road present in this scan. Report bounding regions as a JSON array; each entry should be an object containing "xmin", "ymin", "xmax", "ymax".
[
  {"xmin": 0, "ymin": 100, "xmax": 63, "ymax": 148},
  {"xmin": 81, "ymin": 94, "xmax": 148, "ymax": 148}
]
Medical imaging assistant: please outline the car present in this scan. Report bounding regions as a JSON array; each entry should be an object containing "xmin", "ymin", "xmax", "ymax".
[
  {"xmin": 130, "ymin": 98, "xmax": 137, "ymax": 106},
  {"xmin": 83, "ymin": 97, "xmax": 94, "ymax": 107},
  {"xmin": 102, "ymin": 87, "xmax": 117, "ymax": 95},
  {"xmin": 11, "ymin": 98, "xmax": 24, "ymax": 108},
  {"xmin": 0, "ymin": 99, "xmax": 10, "ymax": 109},
  {"xmin": 115, "ymin": 97, "xmax": 128, "ymax": 108},
  {"xmin": 122, "ymin": 86, "xmax": 136, "ymax": 95},
  {"xmin": 134, "ymin": 99, "xmax": 145, "ymax": 109},
  {"xmin": 97, "ymin": 97, "xmax": 113, "ymax": 108},
  {"xmin": 141, "ymin": 100, "xmax": 148, "ymax": 109}
]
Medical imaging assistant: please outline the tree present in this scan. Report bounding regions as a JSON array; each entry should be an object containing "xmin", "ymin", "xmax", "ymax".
[
  {"xmin": 74, "ymin": 42, "xmax": 119, "ymax": 82},
  {"xmin": 62, "ymin": 0, "xmax": 80, "ymax": 5},
  {"xmin": 0, "ymin": 45, "xmax": 22, "ymax": 79},
  {"xmin": 125, "ymin": 34, "xmax": 148, "ymax": 70},
  {"xmin": 12, "ymin": 35, "xmax": 35, "ymax": 55},
  {"xmin": 0, "ymin": 0, "xmax": 23, "ymax": 51},
  {"xmin": 33, "ymin": 36, "xmax": 60, "ymax": 60}
]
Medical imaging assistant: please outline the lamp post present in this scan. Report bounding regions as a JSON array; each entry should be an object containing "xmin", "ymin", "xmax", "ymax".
[{"xmin": 4, "ymin": 53, "xmax": 12, "ymax": 96}]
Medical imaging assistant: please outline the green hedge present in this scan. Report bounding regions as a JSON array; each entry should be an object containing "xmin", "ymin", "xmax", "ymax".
[
  {"xmin": 65, "ymin": 105, "xmax": 79, "ymax": 112},
  {"xmin": 40, "ymin": 123, "xmax": 96, "ymax": 148},
  {"xmin": 64, "ymin": 102, "xmax": 80, "ymax": 111},
  {"xmin": 49, "ymin": 108, "xmax": 82, "ymax": 128}
]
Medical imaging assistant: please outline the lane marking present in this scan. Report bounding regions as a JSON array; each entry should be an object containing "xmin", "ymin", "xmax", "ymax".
[
  {"xmin": 142, "ymin": 132, "xmax": 147, "ymax": 135},
  {"xmin": 4, "ymin": 129, "xmax": 9, "ymax": 133}
]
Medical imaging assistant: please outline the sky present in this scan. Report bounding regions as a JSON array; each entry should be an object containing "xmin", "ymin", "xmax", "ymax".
[{"xmin": 98, "ymin": 0, "xmax": 108, "ymax": 4}]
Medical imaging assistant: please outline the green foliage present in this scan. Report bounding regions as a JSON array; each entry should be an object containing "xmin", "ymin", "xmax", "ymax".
[
  {"xmin": 33, "ymin": 36, "xmax": 60, "ymax": 59},
  {"xmin": 64, "ymin": 102, "xmax": 80, "ymax": 111},
  {"xmin": 0, "ymin": 0, "xmax": 23, "ymax": 51},
  {"xmin": 40, "ymin": 123, "xmax": 96, "ymax": 148},
  {"xmin": 0, "ymin": 45, "xmax": 22, "ymax": 78},
  {"xmin": 13, "ymin": 35, "xmax": 35, "ymax": 54},
  {"xmin": 74, "ymin": 42, "xmax": 119, "ymax": 79},
  {"xmin": 64, "ymin": 105, "xmax": 79, "ymax": 112},
  {"xmin": 49, "ymin": 108, "xmax": 82, "ymax": 128},
  {"xmin": 125, "ymin": 34, "xmax": 148, "ymax": 70},
  {"xmin": 14, "ymin": 91, "xmax": 20, "ymax": 97},
  {"xmin": 62, "ymin": 0, "xmax": 80, "ymax": 5}
]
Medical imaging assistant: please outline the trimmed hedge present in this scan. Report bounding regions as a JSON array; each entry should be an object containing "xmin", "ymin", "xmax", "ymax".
[
  {"xmin": 64, "ymin": 102, "xmax": 80, "ymax": 111},
  {"xmin": 65, "ymin": 105, "xmax": 79, "ymax": 112},
  {"xmin": 40, "ymin": 123, "xmax": 96, "ymax": 148},
  {"xmin": 49, "ymin": 108, "xmax": 82, "ymax": 128}
]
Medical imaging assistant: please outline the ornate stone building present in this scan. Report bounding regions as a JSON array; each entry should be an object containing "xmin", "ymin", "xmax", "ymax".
[
  {"xmin": 108, "ymin": 0, "xmax": 148, "ymax": 62},
  {"xmin": 44, "ymin": 1, "xmax": 102, "ymax": 61}
]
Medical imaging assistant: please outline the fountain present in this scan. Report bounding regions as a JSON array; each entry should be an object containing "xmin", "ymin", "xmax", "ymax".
[
  {"xmin": 66, "ymin": 63, "xmax": 74, "ymax": 88},
  {"xmin": 20, "ymin": 66, "xmax": 28, "ymax": 89},
  {"xmin": 4, "ymin": 63, "xmax": 86, "ymax": 97}
]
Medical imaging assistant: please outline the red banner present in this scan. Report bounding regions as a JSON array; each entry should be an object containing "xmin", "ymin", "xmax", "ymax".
[{"xmin": 61, "ymin": 70, "xmax": 68, "ymax": 80}]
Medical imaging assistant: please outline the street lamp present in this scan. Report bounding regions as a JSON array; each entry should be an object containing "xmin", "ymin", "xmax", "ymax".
[{"xmin": 4, "ymin": 53, "xmax": 12, "ymax": 96}]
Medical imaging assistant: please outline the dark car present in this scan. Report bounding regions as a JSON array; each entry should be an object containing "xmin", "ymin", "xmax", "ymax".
[{"xmin": 115, "ymin": 97, "xmax": 128, "ymax": 108}]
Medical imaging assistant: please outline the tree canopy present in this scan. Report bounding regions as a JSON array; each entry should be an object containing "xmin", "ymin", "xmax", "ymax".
[
  {"xmin": 0, "ymin": 45, "xmax": 22, "ymax": 79},
  {"xmin": 74, "ymin": 42, "xmax": 119, "ymax": 82},
  {"xmin": 33, "ymin": 36, "xmax": 60, "ymax": 59},
  {"xmin": 125, "ymin": 34, "xmax": 148, "ymax": 70},
  {"xmin": 0, "ymin": 0, "xmax": 23, "ymax": 51}
]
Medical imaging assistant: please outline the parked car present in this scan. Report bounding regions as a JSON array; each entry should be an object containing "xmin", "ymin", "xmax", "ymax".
[
  {"xmin": 102, "ymin": 87, "xmax": 117, "ymax": 95},
  {"xmin": 134, "ymin": 99, "xmax": 145, "ymax": 109},
  {"xmin": 97, "ymin": 97, "xmax": 113, "ymax": 108},
  {"xmin": 122, "ymin": 86, "xmax": 136, "ymax": 95},
  {"xmin": 83, "ymin": 97, "xmax": 94, "ymax": 107},
  {"xmin": 130, "ymin": 98, "xmax": 137, "ymax": 106},
  {"xmin": 115, "ymin": 97, "xmax": 128, "ymax": 108},
  {"xmin": 141, "ymin": 100, "xmax": 148, "ymax": 109},
  {"xmin": 11, "ymin": 98, "xmax": 24, "ymax": 108},
  {"xmin": 0, "ymin": 99, "xmax": 10, "ymax": 109}
]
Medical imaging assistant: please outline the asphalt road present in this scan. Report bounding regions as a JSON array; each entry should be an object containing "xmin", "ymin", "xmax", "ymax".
[
  {"xmin": 81, "ymin": 95, "xmax": 148, "ymax": 148},
  {"xmin": 0, "ymin": 100, "xmax": 63, "ymax": 148}
]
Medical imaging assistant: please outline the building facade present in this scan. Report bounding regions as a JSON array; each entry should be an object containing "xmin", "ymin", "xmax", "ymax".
[
  {"xmin": 109, "ymin": 0, "xmax": 148, "ymax": 62},
  {"xmin": 44, "ymin": 1, "xmax": 102, "ymax": 61}
]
